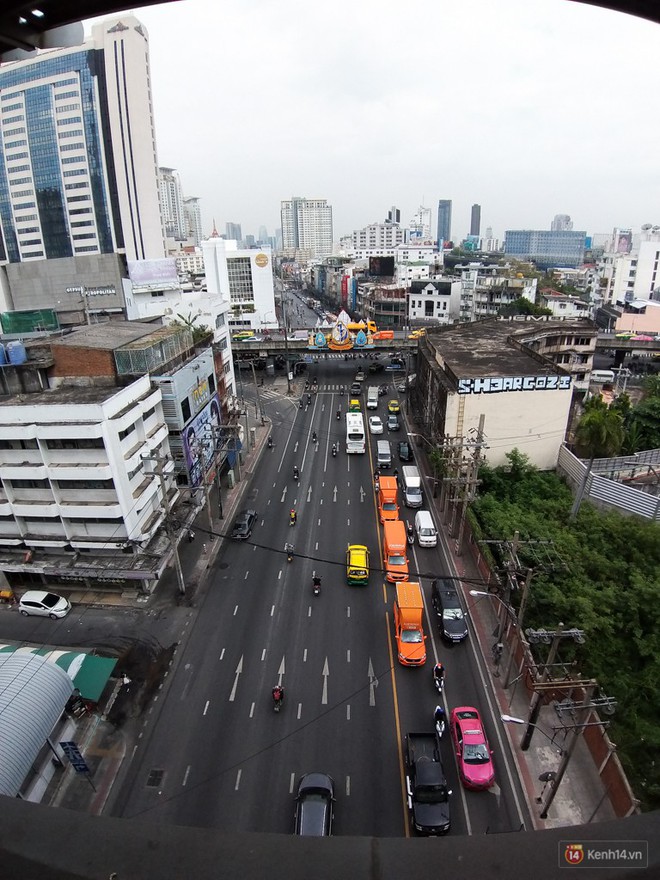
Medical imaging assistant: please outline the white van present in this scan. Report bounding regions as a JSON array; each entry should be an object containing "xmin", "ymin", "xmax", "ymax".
[
  {"xmin": 401, "ymin": 465, "xmax": 423, "ymax": 507},
  {"xmin": 377, "ymin": 440, "xmax": 392, "ymax": 469},
  {"xmin": 367, "ymin": 386, "xmax": 379, "ymax": 409},
  {"xmin": 414, "ymin": 510, "xmax": 437, "ymax": 547}
]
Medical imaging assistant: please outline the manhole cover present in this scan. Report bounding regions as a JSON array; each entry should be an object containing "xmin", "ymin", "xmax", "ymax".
[{"xmin": 146, "ymin": 768, "xmax": 164, "ymax": 788}]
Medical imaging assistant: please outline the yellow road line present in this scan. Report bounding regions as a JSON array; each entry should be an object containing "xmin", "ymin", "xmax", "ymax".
[{"xmin": 384, "ymin": 609, "xmax": 410, "ymax": 837}]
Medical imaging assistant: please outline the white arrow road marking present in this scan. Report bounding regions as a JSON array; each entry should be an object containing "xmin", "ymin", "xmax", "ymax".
[
  {"xmin": 333, "ymin": 486, "xmax": 338, "ymax": 501},
  {"xmin": 281, "ymin": 486, "xmax": 287, "ymax": 503},
  {"xmin": 368, "ymin": 657, "xmax": 378, "ymax": 706},
  {"xmin": 229, "ymin": 655, "xmax": 243, "ymax": 702},
  {"xmin": 277, "ymin": 656, "xmax": 285, "ymax": 686},
  {"xmin": 307, "ymin": 486, "xmax": 312, "ymax": 502},
  {"xmin": 321, "ymin": 657, "xmax": 329, "ymax": 704},
  {"xmin": 360, "ymin": 486, "xmax": 365, "ymax": 502}
]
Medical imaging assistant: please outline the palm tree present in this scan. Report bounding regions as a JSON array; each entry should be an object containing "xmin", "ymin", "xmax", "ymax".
[{"xmin": 569, "ymin": 401, "xmax": 625, "ymax": 520}]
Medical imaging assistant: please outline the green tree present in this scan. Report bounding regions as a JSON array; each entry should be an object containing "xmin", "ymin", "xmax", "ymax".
[
  {"xmin": 498, "ymin": 297, "xmax": 552, "ymax": 318},
  {"xmin": 569, "ymin": 401, "xmax": 625, "ymax": 520},
  {"xmin": 627, "ymin": 397, "xmax": 660, "ymax": 450}
]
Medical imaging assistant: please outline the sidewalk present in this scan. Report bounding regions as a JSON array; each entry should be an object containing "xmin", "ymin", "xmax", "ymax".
[{"xmin": 412, "ymin": 433, "xmax": 616, "ymax": 830}]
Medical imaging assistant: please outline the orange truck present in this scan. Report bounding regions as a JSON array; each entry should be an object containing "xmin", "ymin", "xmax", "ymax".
[
  {"xmin": 378, "ymin": 476, "xmax": 399, "ymax": 524},
  {"xmin": 393, "ymin": 582, "xmax": 427, "ymax": 666},
  {"xmin": 383, "ymin": 519, "xmax": 408, "ymax": 582}
]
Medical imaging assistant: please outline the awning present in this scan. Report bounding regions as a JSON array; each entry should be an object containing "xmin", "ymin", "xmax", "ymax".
[{"xmin": 0, "ymin": 645, "xmax": 117, "ymax": 702}]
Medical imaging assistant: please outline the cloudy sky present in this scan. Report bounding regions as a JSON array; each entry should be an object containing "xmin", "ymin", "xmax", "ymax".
[{"xmin": 86, "ymin": 0, "xmax": 659, "ymax": 244}]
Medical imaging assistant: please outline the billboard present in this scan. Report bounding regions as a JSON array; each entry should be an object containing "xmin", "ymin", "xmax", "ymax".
[
  {"xmin": 182, "ymin": 394, "xmax": 222, "ymax": 489},
  {"xmin": 127, "ymin": 258, "xmax": 179, "ymax": 286},
  {"xmin": 369, "ymin": 256, "xmax": 395, "ymax": 277}
]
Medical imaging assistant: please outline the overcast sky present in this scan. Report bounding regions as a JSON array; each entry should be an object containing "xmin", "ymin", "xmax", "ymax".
[{"xmin": 86, "ymin": 0, "xmax": 659, "ymax": 244}]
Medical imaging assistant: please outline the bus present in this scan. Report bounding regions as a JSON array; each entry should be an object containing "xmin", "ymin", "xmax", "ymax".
[{"xmin": 345, "ymin": 412, "xmax": 366, "ymax": 454}]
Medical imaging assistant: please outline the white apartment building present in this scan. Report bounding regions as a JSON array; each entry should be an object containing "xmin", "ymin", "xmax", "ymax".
[
  {"xmin": 457, "ymin": 265, "xmax": 537, "ymax": 321},
  {"xmin": 183, "ymin": 198, "xmax": 203, "ymax": 247},
  {"xmin": 202, "ymin": 236, "xmax": 277, "ymax": 332},
  {"xmin": 159, "ymin": 167, "xmax": 186, "ymax": 240},
  {"xmin": 0, "ymin": 375, "xmax": 173, "ymax": 592},
  {"xmin": 348, "ymin": 221, "xmax": 405, "ymax": 250},
  {"xmin": 409, "ymin": 206, "xmax": 432, "ymax": 241},
  {"xmin": 408, "ymin": 279, "xmax": 461, "ymax": 325},
  {"xmin": 539, "ymin": 291, "xmax": 590, "ymax": 319},
  {"xmin": 175, "ymin": 251, "xmax": 206, "ymax": 278},
  {"xmin": 281, "ymin": 197, "xmax": 333, "ymax": 258},
  {"xmin": 590, "ymin": 229, "xmax": 660, "ymax": 306},
  {"xmin": 396, "ymin": 263, "xmax": 430, "ymax": 286}
]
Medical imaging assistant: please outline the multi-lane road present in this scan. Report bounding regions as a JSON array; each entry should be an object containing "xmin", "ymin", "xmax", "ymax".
[{"xmin": 111, "ymin": 321, "xmax": 531, "ymax": 835}]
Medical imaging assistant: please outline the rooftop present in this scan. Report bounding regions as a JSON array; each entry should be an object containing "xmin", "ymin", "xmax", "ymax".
[
  {"xmin": 52, "ymin": 322, "xmax": 168, "ymax": 352},
  {"xmin": 0, "ymin": 384, "xmax": 124, "ymax": 408}
]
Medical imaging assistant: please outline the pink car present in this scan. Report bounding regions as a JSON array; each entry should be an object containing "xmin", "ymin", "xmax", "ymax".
[{"xmin": 450, "ymin": 706, "xmax": 495, "ymax": 790}]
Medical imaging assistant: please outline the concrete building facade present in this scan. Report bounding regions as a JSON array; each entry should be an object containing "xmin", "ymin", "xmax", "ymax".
[{"xmin": 281, "ymin": 197, "xmax": 333, "ymax": 258}]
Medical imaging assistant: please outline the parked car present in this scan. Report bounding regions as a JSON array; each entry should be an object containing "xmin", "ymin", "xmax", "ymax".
[
  {"xmin": 294, "ymin": 773, "xmax": 335, "ymax": 836},
  {"xmin": 369, "ymin": 416, "xmax": 384, "ymax": 435},
  {"xmin": 398, "ymin": 441, "xmax": 413, "ymax": 462},
  {"xmin": 231, "ymin": 509, "xmax": 257, "ymax": 540},
  {"xmin": 387, "ymin": 414, "xmax": 400, "ymax": 431},
  {"xmin": 19, "ymin": 590, "xmax": 71, "ymax": 619},
  {"xmin": 450, "ymin": 707, "xmax": 495, "ymax": 790}
]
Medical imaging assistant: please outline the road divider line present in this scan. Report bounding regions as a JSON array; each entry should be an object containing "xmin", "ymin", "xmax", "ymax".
[
  {"xmin": 249, "ymin": 702, "xmax": 255, "ymax": 718},
  {"xmin": 346, "ymin": 776, "xmax": 351, "ymax": 796},
  {"xmin": 235, "ymin": 769, "xmax": 242, "ymax": 791},
  {"xmin": 384, "ymin": 609, "xmax": 410, "ymax": 838},
  {"xmin": 233, "ymin": 605, "xmax": 239, "ymax": 615},
  {"xmin": 289, "ymin": 773, "xmax": 296, "ymax": 793},
  {"xmin": 347, "ymin": 649, "xmax": 351, "ymax": 663},
  {"xmin": 261, "ymin": 649, "xmax": 266, "ymax": 661},
  {"xmin": 303, "ymin": 648, "xmax": 307, "ymax": 662},
  {"xmin": 182, "ymin": 765, "xmax": 190, "ymax": 787},
  {"xmin": 270, "ymin": 605, "xmax": 275, "ymax": 616},
  {"xmin": 321, "ymin": 657, "xmax": 329, "ymax": 705},
  {"xmin": 229, "ymin": 656, "xmax": 243, "ymax": 702},
  {"xmin": 297, "ymin": 703, "xmax": 302, "ymax": 719},
  {"xmin": 203, "ymin": 700, "xmax": 209, "ymax": 716},
  {"xmin": 346, "ymin": 705, "xmax": 351, "ymax": 721},
  {"xmin": 219, "ymin": 649, "xmax": 225, "ymax": 660}
]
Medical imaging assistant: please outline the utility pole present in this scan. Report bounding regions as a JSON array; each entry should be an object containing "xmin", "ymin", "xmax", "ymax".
[
  {"xmin": 141, "ymin": 452, "xmax": 186, "ymax": 596},
  {"xmin": 521, "ymin": 623, "xmax": 564, "ymax": 750},
  {"xmin": 281, "ymin": 296, "xmax": 292, "ymax": 394},
  {"xmin": 456, "ymin": 413, "xmax": 486, "ymax": 552},
  {"xmin": 503, "ymin": 566, "xmax": 533, "ymax": 686},
  {"xmin": 249, "ymin": 360, "xmax": 264, "ymax": 421}
]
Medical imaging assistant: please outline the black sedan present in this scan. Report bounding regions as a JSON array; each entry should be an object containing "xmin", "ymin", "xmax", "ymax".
[
  {"xmin": 231, "ymin": 509, "xmax": 257, "ymax": 540},
  {"xmin": 294, "ymin": 773, "xmax": 335, "ymax": 836},
  {"xmin": 398, "ymin": 441, "xmax": 414, "ymax": 462},
  {"xmin": 350, "ymin": 382, "xmax": 362, "ymax": 395}
]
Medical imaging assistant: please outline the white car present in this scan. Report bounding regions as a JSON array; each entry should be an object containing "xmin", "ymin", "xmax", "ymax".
[
  {"xmin": 19, "ymin": 590, "xmax": 71, "ymax": 619},
  {"xmin": 368, "ymin": 416, "xmax": 384, "ymax": 435}
]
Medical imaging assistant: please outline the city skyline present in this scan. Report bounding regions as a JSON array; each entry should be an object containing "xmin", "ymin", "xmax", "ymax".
[{"xmin": 83, "ymin": 0, "xmax": 660, "ymax": 244}]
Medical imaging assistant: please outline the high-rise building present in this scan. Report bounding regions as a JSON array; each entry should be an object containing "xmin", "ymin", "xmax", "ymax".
[
  {"xmin": 409, "ymin": 206, "xmax": 432, "ymax": 242},
  {"xmin": 504, "ymin": 229, "xmax": 586, "ymax": 269},
  {"xmin": 551, "ymin": 214, "xmax": 573, "ymax": 232},
  {"xmin": 225, "ymin": 222, "xmax": 242, "ymax": 243},
  {"xmin": 470, "ymin": 204, "xmax": 481, "ymax": 237},
  {"xmin": 183, "ymin": 197, "xmax": 203, "ymax": 247},
  {"xmin": 280, "ymin": 196, "xmax": 333, "ymax": 258},
  {"xmin": 437, "ymin": 200, "xmax": 452, "ymax": 247},
  {"xmin": 258, "ymin": 225, "xmax": 269, "ymax": 243},
  {"xmin": 0, "ymin": 15, "xmax": 165, "ymax": 315},
  {"xmin": 159, "ymin": 167, "xmax": 186, "ymax": 240},
  {"xmin": 387, "ymin": 206, "xmax": 400, "ymax": 224}
]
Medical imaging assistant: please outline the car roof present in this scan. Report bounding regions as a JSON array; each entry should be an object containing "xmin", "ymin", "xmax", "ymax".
[{"xmin": 21, "ymin": 590, "xmax": 55, "ymax": 602}]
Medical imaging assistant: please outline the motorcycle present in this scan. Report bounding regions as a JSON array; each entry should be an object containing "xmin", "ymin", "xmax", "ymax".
[
  {"xmin": 433, "ymin": 669, "xmax": 445, "ymax": 695},
  {"xmin": 299, "ymin": 399, "xmax": 303, "ymax": 409},
  {"xmin": 332, "ymin": 444, "xmax": 337, "ymax": 457},
  {"xmin": 336, "ymin": 409, "xmax": 341, "ymax": 420},
  {"xmin": 293, "ymin": 468, "xmax": 299, "ymax": 482},
  {"xmin": 339, "ymin": 386, "xmax": 344, "ymax": 396},
  {"xmin": 307, "ymin": 394, "xmax": 312, "ymax": 405},
  {"xmin": 312, "ymin": 576, "xmax": 322, "ymax": 597},
  {"xmin": 312, "ymin": 431, "xmax": 317, "ymax": 443},
  {"xmin": 273, "ymin": 688, "xmax": 285, "ymax": 712},
  {"xmin": 434, "ymin": 706, "xmax": 446, "ymax": 739},
  {"xmin": 286, "ymin": 543, "xmax": 294, "ymax": 562},
  {"xmin": 289, "ymin": 511, "xmax": 297, "ymax": 527},
  {"xmin": 268, "ymin": 436, "xmax": 273, "ymax": 449},
  {"xmin": 407, "ymin": 524, "xmax": 415, "ymax": 545}
]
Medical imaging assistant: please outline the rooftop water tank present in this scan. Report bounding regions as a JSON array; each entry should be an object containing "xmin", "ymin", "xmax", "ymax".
[{"xmin": 7, "ymin": 341, "xmax": 26, "ymax": 365}]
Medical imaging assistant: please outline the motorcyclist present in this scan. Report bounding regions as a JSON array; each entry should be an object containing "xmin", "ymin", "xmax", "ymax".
[
  {"xmin": 272, "ymin": 685, "xmax": 285, "ymax": 704},
  {"xmin": 299, "ymin": 399, "xmax": 303, "ymax": 409},
  {"xmin": 336, "ymin": 408, "xmax": 341, "ymax": 420},
  {"xmin": 307, "ymin": 394, "xmax": 311, "ymax": 404},
  {"xmin": 434, "ymin": 705, "xmax": 446, "ymax": 722},
  {"xmin": 407, "ymin": 522, "xmax": 414, "ymax": 543},
  {"xmin": 331, "ymin": 443, "xmax": 337, "ymax": 456},
  {"xmin": 285, "ymin": 542, "xmax": 294, "ymax": 561},
  {"xmin": 339, "ymin": 385, "xmax": 344, "ymax": 396},
  {"xmin": 268, "ymin": 435, "xmax": 273, "ymax": 448},
  {"xmin": 312, "ymin": 431, "xmax": 317, "ymax": 443},
  {"xmin": 293, "ymin": 466, "xmax": 299, "ymax": 481},
  {"xmin": 290, "ymin": 508, "xmax": 297, "ymax": 525},
  {"xmin": 433, "ymin": 662, "xmax": 445, "ymax": 685},
  {"xmin": 312, "ymin": 575, "xmax": 322, "ymax": 592}
]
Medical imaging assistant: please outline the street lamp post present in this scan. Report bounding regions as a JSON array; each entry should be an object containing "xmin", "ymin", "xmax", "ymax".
[{"xmin": 469, "ymin": 589, "xmax": 517, "ymax": 677}]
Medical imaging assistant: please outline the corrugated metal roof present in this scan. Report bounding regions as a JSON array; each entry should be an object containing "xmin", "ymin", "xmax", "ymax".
[
  {"xmin": 0, "ymin": 646, "xmax": 117, "ymax": 702},
  {"xmin": 0, "ymin": 654, "xmax": 73, "ymax": 797}
]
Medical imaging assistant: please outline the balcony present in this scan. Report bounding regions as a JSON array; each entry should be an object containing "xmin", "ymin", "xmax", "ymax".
[
  {"xmin": 0, "ymin": 449, "xmax": 43, "ymax": 467},
  {"xmin": 0, "ymin": 463, "xmax": 48, "ymax": 480},
  {"xmin": 57, "ymin": 500, "xmax": 123, "ymax": 518}
]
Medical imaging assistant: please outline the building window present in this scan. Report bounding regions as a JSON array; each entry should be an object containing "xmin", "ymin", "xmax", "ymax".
[
  {"xmin": 181, "ymin": 398, "xmax": 191, "ymax": 422},
  {"xmin": 227, "ymin": 257, "xmax": 254, "ymax": 303},
  {"xmin": 143, "ymin": 406, "xmax": 156, "ymax": 420},
  {"xmin": 63, "ymin": 169, "xmax": 87, "ymax": 177},
  {"xmin": 45, "ymin": 438, "xmax": 104, "ymax": 449},
  {"xmin": 118, "ymin": 423, "xmax": 136, "ymax": 441},
  {"xmin": 58, "ymin": 129, "xmax": 83, "ymax": 139},
  {"xmin": 10, "ymin": 479, "xmax": 50, "ymax": 489},
  {"xmin": 57, "ymin": 479, "xmax": 115, "ymax": 490},
  {"xmin": 62, "ymin": 156, "xmax": 85, "ymax": 165}
]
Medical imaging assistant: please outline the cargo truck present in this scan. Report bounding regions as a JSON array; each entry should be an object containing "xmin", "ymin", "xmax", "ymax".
[{"xmin": 393, "ymin": 581, "xmax": 426, "ymax": 665}]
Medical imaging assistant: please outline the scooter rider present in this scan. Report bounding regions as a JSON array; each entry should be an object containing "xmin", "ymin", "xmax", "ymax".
[
  {"xmin": 332, "ymin": 443, "xmax": 337, "ymax": 456},
  {"xmin": 268, "ymin": 435, "xmax": 273, "ymax": 448},
  {"xmin": 293, "ymin": 465, "xmax": 299, "ymax": 481},
  {"xmin": 290, "ymin": 508, "xmax": 297, "ymax": 525},
  {"xmin": 336, "ymin": 408, "xmax": 341, "ymax": 420},
  {"xmin": 272, "ymin": 685, "xmax": 285, "ymax": 705},
  {"xmin": 433, "ymin": 662, "xmax": 445, "ymax": 686},
  {"xmin": 285, "ymin": 542, "xmax": 294, "ymax": 562},
  {"xmin": 312, "ymin": 575, "xmax": 322, "ymax": 594},
  {"xmin": 312, "ymin": 431, "xmax": 317, "ymax": 443}
]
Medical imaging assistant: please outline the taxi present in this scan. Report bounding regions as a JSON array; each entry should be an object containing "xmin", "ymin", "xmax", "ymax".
[
  {"xmin": 232, "ymin": 331, "xmax": 255, "ymax": 340},
  {"xmin": 346, "ymin": 544, "xmax": 370, "ymax": 585},
  {"xmin": 408, "ymin": 328, "xmax": 426, "ymax": 339},
  {"xmin": 349, "ymin": 398, "xmax": 361, "ymax": 412},
  {"xmin": 387, "ymin": 399, "xmax": 400, "ymax": 414}
]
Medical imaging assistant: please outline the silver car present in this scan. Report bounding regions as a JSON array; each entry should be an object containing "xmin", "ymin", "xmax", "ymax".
[{"xmin": 19, "ymin": 590, "xmax": 71, "ymax": 619}]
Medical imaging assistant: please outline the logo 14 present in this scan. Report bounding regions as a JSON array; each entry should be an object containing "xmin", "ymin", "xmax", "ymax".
[{"xmin": 564, "ymin": 844, "xmax": 584, "ymax": 865}]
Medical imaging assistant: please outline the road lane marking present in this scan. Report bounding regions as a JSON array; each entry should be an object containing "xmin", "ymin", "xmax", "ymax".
[
  {"xmin": 315, "ymin": 542, "xmax": 319, "ymax": 550},
  {"xmin": 346, "ymin": 705, "xmax": 351, "ymax": 720},
  {"xmin": 303, "ymin": 649, "xmax": 307, "ymax": 662},
  {"xmin": 277, "ymin": 657, "xmax": 285, "ymax": 684},
  {"xmin": 278, "ymin": 570, "xmax": 282, "ymax": 579},
  {"xmin": 346, "ymin": 776, "xmax": 351, "ymax": 796},
  {"xmin": 347, "ymin": 518, "xmax": 351, "ymax": 526},
  {"xmin": 233, "ymin": 605, "xmax": 239, "ymax": 615},
  {"xmin": 270, "ymin": 605, "xmax": 275, "ymax": 616},
  {"xmin": 384, "ymin": 609, "xmax": 411, "ymax": 838},
  {"xmin": 261, "ymin": 649, "xmax": 266, "ymax": 661},
  {"xmin": 347, "ymin": 649, "xmax": 351, "ymax": 663},
  {"xmin": 333, "ymin": 486, "xmax": 338, "ymax": 501},
  {"xmin": 368, "ymin": 657, "xmax": 378, "ymax": 707},
  {"xmin": 308, "ymin": 606, "xmax": 312, "ymax": 617},
  {"xmin": 229, "ymin": 656, "xmax": 243, "ymax": 702},
  {"xmin": 347, "ymin": 606, "xmax": 351, "ymax": 618},
  {"xmin": 289, "ymin": 773, "xmax": 296, "ymax": 793},
  {"xmin": 321, "ymin": 657, "xmax": 329, "ymax": 704},
  {"xmin": 317, "ymin": 518, "xmax": 321, "ymax": 525},
  {"xmin": 219, "ymin": 649, "xmax": 225, "ymax": 660},
  {"xmin": 182, "ymin": 765, "xmax": 190, "ymax": 787},
  {"xmin": 203, "ymin": 700, "xmax": 210, "ymax": 716},
  {"xmin": 244, "ymin": 571, "xmax": 249, "ymax": 579},
  {"xmin": 235, "ymin": 769, "xmax": 242, "ymax": 790},
  {"xmin": 280, "ymin": 487, "xmax": 287, "ymax": 503},
  {"xmin": 297, "ymin": 703, "xmax": 302, "ymax": 719},
  {"xmin": 249, "ymin": 702, "xmax": 255, "ymax": 718}
]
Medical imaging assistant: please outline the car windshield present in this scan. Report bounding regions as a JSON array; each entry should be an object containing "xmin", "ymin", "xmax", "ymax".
[
  {"xmin": 463, "ymin": 743, "xmax": 490, "ymax": 763},
  {"xmin": 416, "ymin": 785, "xmax": 449, "ymax": 804},
  {"xmin": 443, "ymin": 608, "xmax": 464, "ymax": 621},
  {"xmin": 42, "ymin": 594, "xmax": 61, "ymax": 608},
  {"xmin": 388, "ymin": 555, "xmax": 406, "ymax": 565},
  {"xmin": 383, "ymin": 502, "xmax": 397, "ymax": 510},
  {"xmin": 400, "ymin": 629, "xmax": 422, "ymax": 643}
]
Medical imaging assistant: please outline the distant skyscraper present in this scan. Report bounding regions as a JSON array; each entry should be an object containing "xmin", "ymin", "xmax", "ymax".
[
  {"xmin": 258, "ymin": 225, "xmax": 268, "ymax": 243},
  {"xmin": 387, "ymin": 206, "xmax": 400, "ymax": 224},
  {"xmin": 226, "ymin": 222, "xmax": 242, "ymax": 242},
  {"xmin": 183, "ymin": 197, "xmax": 202, "ymax": 246},
  {"xmin": 551, "ymin": 214, "xmax": 573, "ymax": 231},
  {"xmin": 159, "ymin": 167, "xmax": 186, "ymax": 239},
  {"xmin": 0, "ymin": 15, "xmax": 164, "ymax": 269},
  {"xmin": 470, "ymin": 204, "xmax": 481, "ymax": 237},
  {"xmin": 437, "ymin": 200, "xmax": 452, "ymax": 246},
  {"xmin": 281, "ymin": 196, "xmax": 333, "ymax": 257},
  {"xmin": 409, "ymin": 206, "xmax": 432, "ymax": 242}
]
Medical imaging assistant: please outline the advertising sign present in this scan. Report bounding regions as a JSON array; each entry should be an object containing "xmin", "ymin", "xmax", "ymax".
[
  {"xmin": 127, "ymin": 259, "xmax": 179, "ymax": 286},
  {"xmin": 182, "ymin": 394, "xmax": 222, "ymax": 488}
]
